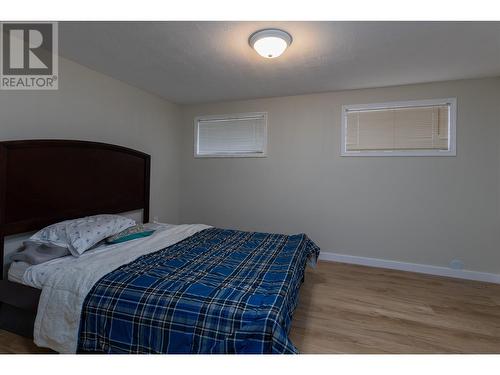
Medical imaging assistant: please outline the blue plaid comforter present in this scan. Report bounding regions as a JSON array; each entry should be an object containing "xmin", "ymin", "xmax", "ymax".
[{"xmin": 77, "ymin": 228, "xmax": 320, "ymax": 354}]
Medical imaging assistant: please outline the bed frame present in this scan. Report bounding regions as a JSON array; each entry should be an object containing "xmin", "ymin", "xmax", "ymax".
[{"xmin": 0, "ymin": 139, "xmax": 151, "ymax": 337}]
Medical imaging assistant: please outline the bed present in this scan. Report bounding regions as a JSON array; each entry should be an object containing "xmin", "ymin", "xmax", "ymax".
[{"xmin": 0, "ymin": 140, "xmax": 319, "ymax": 354}]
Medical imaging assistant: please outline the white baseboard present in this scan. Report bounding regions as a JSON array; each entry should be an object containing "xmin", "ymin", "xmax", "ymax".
[{"xmin": 319, "ymin": 252, "xmax": 500, "ymax": 284}]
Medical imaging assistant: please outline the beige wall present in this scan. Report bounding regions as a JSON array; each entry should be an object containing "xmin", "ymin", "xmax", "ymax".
[
  {"xmin": 2, "ymin": 62, "xmax": 499, "ymax": 276},
  {"xmin": 0, "ymin": 56, "xmax": 182, "ymax": 224},
  {"xmin": 180, "ymin": 78, "xmax": 500, "ymax": 274},
  {"xmin": 1, "ymin": 57, "xmax": 184, "ymax": 273}
]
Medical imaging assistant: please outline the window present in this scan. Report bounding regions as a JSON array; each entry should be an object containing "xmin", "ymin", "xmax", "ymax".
[
  {"xmin": 341, "ymin": 98, "xmax": 456, "ymax": 156},
  {"xmin": 195, "ymin": 112, "xmax": 267, "ymax": 157}
]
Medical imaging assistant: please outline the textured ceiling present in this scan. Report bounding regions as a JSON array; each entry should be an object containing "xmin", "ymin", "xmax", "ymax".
[{"xmin": 59, "ymin": 21, "xmax": 500, "ymax": 104}]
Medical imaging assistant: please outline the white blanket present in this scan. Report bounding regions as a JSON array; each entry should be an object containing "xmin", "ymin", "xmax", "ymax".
[{"xmin": 24, "ymin": 223, "xmax": 211, "ymax": 354}]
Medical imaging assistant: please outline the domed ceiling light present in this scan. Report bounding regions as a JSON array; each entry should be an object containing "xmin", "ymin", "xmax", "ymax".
[{"xmin": 249, "ymin": 29, "xmax": 293, "ymax": 59}]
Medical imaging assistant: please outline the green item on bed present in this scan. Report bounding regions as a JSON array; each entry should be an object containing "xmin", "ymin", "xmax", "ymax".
[{"xmin": 105, "ymin": 224, "xmax": 155, "ymax": 244}]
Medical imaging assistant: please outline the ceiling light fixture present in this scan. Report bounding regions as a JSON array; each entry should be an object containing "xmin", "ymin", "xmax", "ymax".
[{"xmin": 249, "ymin": 29, "xmax": 293, "ymax": 59}]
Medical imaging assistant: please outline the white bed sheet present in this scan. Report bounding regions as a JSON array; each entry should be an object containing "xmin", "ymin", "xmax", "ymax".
[
  {"xmin": 27, "ymin": 223, "xmax": 210, "ymax": 354},
  {"xmin": 7, "ymin": 261, "xmax": 30, "ymax": 285},
  {"xmin": 7, "ymin": 240, "xmax": 114, "ymax": 288}
]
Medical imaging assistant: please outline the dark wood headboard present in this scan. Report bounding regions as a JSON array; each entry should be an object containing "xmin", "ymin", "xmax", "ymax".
[{"xmin": 0, "ymin": 140, "xmax": 151, "ymax": 279}]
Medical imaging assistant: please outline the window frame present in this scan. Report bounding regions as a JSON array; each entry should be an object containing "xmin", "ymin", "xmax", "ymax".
[
  {"xmin": 194, "ymin": 112, "xmax": 268, "ymax": 158},
  {"xmin": 340, "ymin": 98, "xmax": 457, "ymax": 157}
]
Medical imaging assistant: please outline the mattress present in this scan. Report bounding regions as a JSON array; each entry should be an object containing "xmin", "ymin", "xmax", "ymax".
[
  {"xmin": 78, "ymin": 228, "xmax": 320, "ymax": 354},
  {"xmin": 13, "ymin": 223, "xmax": 319, "ymax": 354},
  {"xmin": 7, "ymin": 261, "xmax": 31, "ymax": 286}
]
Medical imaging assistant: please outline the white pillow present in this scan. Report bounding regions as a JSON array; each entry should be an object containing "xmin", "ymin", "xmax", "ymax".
[
  {"xmin": 30, "ymin": 214, "xmax": 136, "ymax": 257},
  {"xmin": 29, "ymin": 219, "xmax": 70, "ymax": 248}
]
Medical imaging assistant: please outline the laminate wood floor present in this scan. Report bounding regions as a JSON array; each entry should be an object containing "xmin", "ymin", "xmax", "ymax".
[{"xmin": 1, "ymin": 260, "xmax": 499, "ymax": 354}]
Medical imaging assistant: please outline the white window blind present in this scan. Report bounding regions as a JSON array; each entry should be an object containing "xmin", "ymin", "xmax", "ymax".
[
  {"xmin": 341, "ymin": 98, "xmax": 456, "ymax": 157},
  {"xmin": 195, "ymin": 113, "xmax": 267, "ymax": 157}
]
